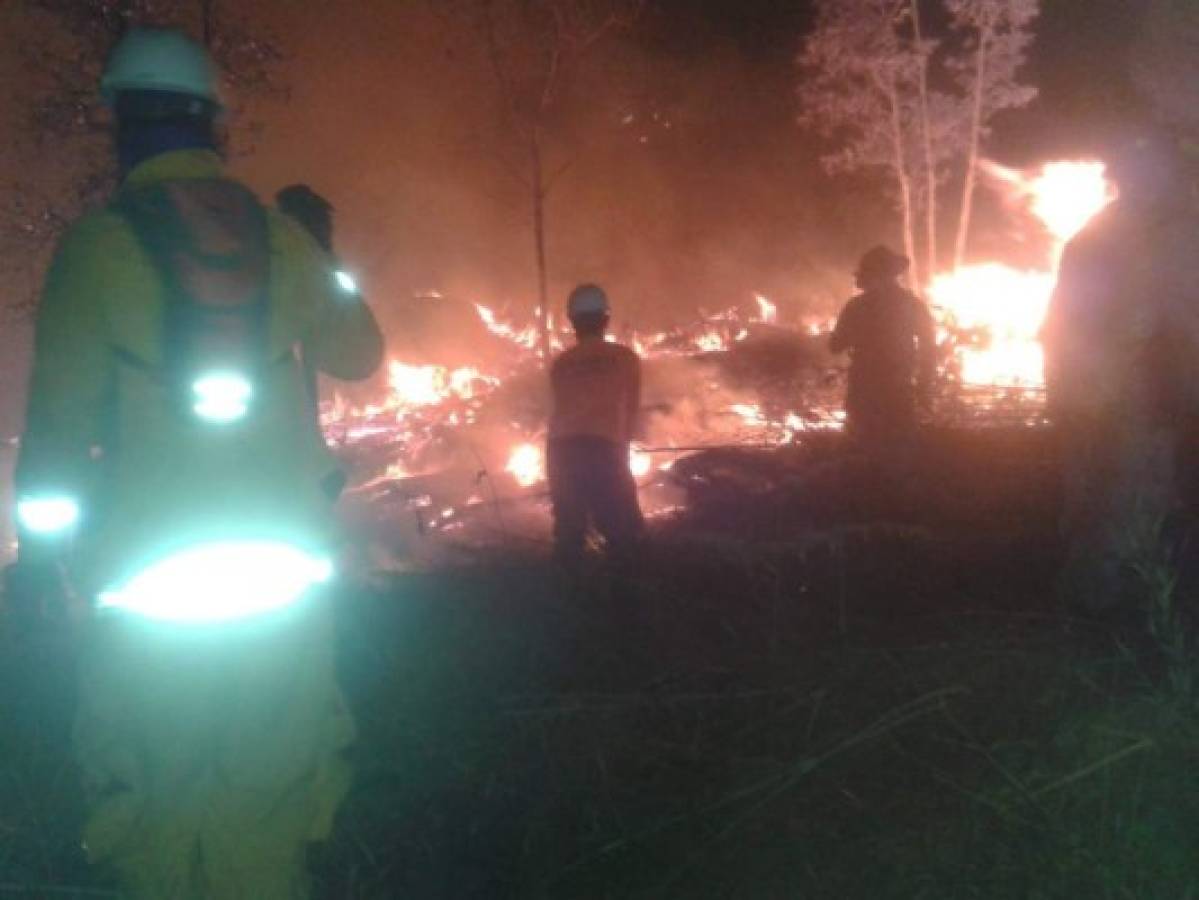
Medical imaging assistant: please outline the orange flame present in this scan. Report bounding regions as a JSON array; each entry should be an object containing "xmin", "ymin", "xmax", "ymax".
[
  {"xmin": 1029, "ymin": 161, "xmax": 1113, "ymax": 243},
  {"xmin": 629, "ymin": 447, "xmax": 653, "ymax": 480},
  {"xmin": 933, "ymin": 159, "xmax": 1114, "ymax": 387},
  {"xmin": 753, "ymin": 293, "xmax": 778, "ymax": 324},
  {"xmin": 475, "ymin": 303, "xmax": 540, "ymax": 350},
  {"xmin": 387, "ymin": 362, "xmax": 496, "ymax": 407},
  {"xmin": 693, "ymin": 329, "xmax": 726, "ymax": 352},
  {"xmin": 506, "ymin": 442, "xmax": 544, "ymax": 488}
]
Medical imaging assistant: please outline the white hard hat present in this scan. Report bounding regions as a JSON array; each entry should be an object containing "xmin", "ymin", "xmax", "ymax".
[
  {"xmin": 101, "ymin": 27, "xmax": 221, "ymax": 106},
  {"xmin": 567, "ymin": 284, "xmax": 610, "ymax": 318}
]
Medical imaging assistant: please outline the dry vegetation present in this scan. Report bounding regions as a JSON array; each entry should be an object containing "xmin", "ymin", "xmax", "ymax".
[{"xmin": 3, "ymin": 430, "xmax": 1199, "ymax": 899}]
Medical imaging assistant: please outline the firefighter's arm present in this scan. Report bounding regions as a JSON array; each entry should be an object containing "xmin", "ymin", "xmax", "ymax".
[
  {"xmin": 829, "ymin": 300, "xmax": 855, "ymax": 354},
  {"xmin": 283, "ymin": 220, "xmax": 384, "ymax": 382},
  {"xmin": 309, "ymin": 284, "xmax": 384, "ymax": 382},
  {"xmin": 628, "ymin": 351, "xmax": 644, "ymax": 442},
  {"xmin": 15, "ymin": 218, "xmax": 113, "ymax": 558}
]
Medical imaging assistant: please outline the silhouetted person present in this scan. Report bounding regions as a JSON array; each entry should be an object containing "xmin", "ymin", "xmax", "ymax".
[
  {"xmin": 830, "ymin": 246, "xmax": 936, "ymax": 446},
  {"xmin": 548, "ymin": 284, "xmax": 644, "ymax": 567},
  {"xmin": 1042, "ymin": 128, "xmax": 1199, "ymax": 613}
]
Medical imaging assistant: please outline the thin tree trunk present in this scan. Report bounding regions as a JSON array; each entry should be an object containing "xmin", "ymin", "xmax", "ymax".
[
  {"xmin": 954, "ymin": 25, "xmax": 990, "ymax": 270},
  {"xmin": 885, "ymin": 75, "xmax": 919, "ymax": 287},
  {"xmin": 911, "ymin": 0, "xmax": 936, "ymax": 285},
  {"xmin": 531, "ymin": 131, "xmax": 552, "ymax": 365},
  {"xmin": 200, "ymin": 0, "xmax": 216, "ymax": 48}
]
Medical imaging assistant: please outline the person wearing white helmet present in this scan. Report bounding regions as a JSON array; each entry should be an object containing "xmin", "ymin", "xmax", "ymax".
[
  {"xmin": 547, "ymin": 284, "xmax": 645, "ymax": 567},
  {"xmin": 14, "ymin": 26, "xmax": 382, "ymax": 898},
  {"xmin": 99, "ymin": 26, "xmax": 224, "ymax": 176}
]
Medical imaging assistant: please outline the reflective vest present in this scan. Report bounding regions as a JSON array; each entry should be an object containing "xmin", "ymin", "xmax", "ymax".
[{"xmin": 16, "ymin": 150, "xmax": 382, "ymax": 592}]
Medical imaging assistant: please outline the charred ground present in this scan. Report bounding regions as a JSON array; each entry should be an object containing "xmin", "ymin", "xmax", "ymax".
[{"xmin": 4, "ymin": 430, "xmax": 1198, "ymax": 899}]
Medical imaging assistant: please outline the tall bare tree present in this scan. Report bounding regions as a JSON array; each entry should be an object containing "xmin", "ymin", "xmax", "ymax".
[
  {"xmin": 909, "ymin": 0, "xmax": 938, "ymax": 281},
  {"xmin": 798, "ymin": 0, "xmax": 924, "ymax": 285},
  {"xmin": 947, "ymin": 0, "xmax": 1038, "ymax": 269},
  {"xmin": 470, "ymin": 0, "xmax": 642, "ymax": 363}
]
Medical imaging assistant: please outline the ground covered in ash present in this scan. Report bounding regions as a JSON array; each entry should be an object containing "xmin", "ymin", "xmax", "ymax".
[{"xmin": 3, "ymin": 430, "xmax": 1199, "ymax": 899}]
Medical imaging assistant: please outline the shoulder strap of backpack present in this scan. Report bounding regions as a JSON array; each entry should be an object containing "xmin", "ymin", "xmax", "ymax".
[{"xmin": 117, "ymin": 179, "xmax": 272, "ymax": 362}]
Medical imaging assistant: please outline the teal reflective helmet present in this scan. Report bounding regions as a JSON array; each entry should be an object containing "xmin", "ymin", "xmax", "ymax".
[{"xmin": 101, "ymin": 27, "xmax": 221, "ymax": 107}]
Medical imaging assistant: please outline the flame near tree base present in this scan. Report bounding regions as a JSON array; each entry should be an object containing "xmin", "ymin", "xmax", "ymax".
[
  {"xmin": 930, "ymin": 159, "xmax": 1113, "ymax": 389},
  {"xmin": 322, "ymin": 157, "xmax": 1112, "ymax": 526}
]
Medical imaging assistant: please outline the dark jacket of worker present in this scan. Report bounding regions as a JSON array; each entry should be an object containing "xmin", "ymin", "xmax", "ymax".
[{"xmin": 830, "ymin": 247, "xmax": 936, "ymax": 442}]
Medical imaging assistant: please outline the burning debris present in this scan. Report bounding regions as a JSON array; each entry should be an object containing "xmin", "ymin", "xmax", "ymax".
[
  {"xmin": 323, "ymin": 157, "xmax": 1112, "ymax": 560},
  {"xmin": 323, "ymin": 296, "xmax": 839, "ymax": 559},
  {"xmin": 930, "ymin": 159, "xmax": 1114, "ymax": 391}
]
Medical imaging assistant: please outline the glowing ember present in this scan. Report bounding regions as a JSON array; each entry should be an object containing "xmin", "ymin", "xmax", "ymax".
[
  {"xmin": 506, "ymin": 442, "xmax": 544, "ymax": 488},
  {"xmin": 753, "ymin": 293, "xmax": 778, "ymax": 324},
  {"xmin": 384, "ymin": 461, "xmax": 412, "ymax": 480},
  {"xmin": 630, "ymin": 447, "xmax": 652, "ymax": 480},
  {"xmin": 781, "ymin": 410, "xmax": 844, "ymax": 437},
  {"xmin": 802, "ymin": 316, "xmax": 835, "ymax": 336},
  {"xmin": 475, "ymin": 303, "xmax": 540, "ymax": 350},
  {"xmin": 500, "ymin": 443, "xmax": 652, "ymax": 489},
  {"xmin": 387, "ymin": 362, "xmax": 495, "ymax": 408},
  {"xmin": 729, "ymin": 403, "xmax": 768, "ymax": 426}
]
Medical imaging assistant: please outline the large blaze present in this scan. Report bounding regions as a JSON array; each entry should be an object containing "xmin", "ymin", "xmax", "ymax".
[
  {"xmin": 326, "ymin": 296, "xmax": 828, "ymax": 517},
  {"xmin": 929, "ymin": 265, "xmax": 1055, "ymax": 387},
  {"xmin": 1028, "ymin": 161, "xmax": 1113, "ymax": 245},
  {"xmin": 930, "ymin": 159, "xmax": 1114, "ymax": 388},
  {"xmin": 321, "ymin": 158, "xmax": 1113, "ymax": 542}
]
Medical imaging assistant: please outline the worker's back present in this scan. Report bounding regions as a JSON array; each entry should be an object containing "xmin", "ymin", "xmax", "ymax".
[
  {"xmin": 834, "ymin": 286, "xmax": 927, "ymax": 380},
  {"xmin": 832, "ymin": 283, "xmax": 933, "ymax": 422},
  {"xmin": 17, "ymin": 149, "xmax": 379, "ymax": 590},
  {"xmin": 549, "ymin": 336, "xmax": 641, "ymax": 446}
]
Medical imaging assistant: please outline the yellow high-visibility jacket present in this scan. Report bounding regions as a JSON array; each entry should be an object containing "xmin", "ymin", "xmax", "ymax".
[{"xmin": 16, "ymin": 150, "xmax": 383, "ymax": 592}]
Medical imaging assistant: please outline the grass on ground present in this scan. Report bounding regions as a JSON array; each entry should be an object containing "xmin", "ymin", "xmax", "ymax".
[{"xmin": 2, "ymin": 500, "xmax": 1197, "ymax": 898}]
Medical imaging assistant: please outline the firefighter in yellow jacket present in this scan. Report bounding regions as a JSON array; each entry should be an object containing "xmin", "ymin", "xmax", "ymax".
[{"xmin": 13, "ymin": 29, "xmax": 382, "ymax": 898}]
